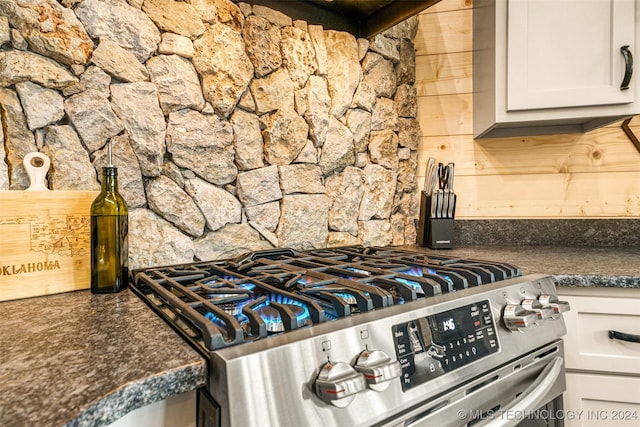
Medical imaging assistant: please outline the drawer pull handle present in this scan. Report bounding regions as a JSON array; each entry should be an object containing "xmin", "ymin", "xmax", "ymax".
[
  {"xmin": 609, "ymin": 330, "xmax": 640, "ymax": 343},
  {"xmin": 620, "ymin": 45, "xmax": 633, "ymax": 90}
]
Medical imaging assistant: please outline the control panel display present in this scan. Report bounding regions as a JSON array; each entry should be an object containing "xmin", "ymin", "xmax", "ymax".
[{"xmin": 392, "ymin": 300, "xmax": 499, "ymax": 391}]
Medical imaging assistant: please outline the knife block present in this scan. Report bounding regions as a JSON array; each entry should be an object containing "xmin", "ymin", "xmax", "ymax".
[{"xmin": 417, "ymin": 191, "xmax": 455, "ymax": 249}]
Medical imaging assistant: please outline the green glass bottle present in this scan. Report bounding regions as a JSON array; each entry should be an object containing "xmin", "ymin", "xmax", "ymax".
[{"xmin": 90, "ymin": 142, "xmax": 128, "ymax": 293}]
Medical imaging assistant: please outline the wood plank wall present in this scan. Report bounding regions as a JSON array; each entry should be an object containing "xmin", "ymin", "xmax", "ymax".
[{"xmin": 414, "ymin": 0, "xmax": 640, "ymax": 219}]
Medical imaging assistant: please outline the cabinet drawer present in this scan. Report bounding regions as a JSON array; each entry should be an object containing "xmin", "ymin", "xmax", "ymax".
[
  {"xmin": 561, "ymin": 294, "xmax": 640, "ymax": 375},
  {"xmin": 564, "ymin": 372, "xmax": 640, "ymax": 427}
]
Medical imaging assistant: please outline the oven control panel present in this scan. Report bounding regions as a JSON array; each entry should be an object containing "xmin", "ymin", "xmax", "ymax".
[{"xmin": 392, "ymin": 300, "xmax": 499, "ymax": 391}]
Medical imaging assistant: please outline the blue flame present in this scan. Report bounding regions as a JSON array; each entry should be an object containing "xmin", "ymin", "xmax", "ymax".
[
  {"xmin": 401, "ymin": 266, "xmax": 454, "ymax": 287},
  {"xmin": 254, "ymin": 303, "xmax": 282, "ymax": 329},
  {"xmin": 205, "ymin": 311, "xmax": 245, "ymax": 328},
  {"xmin": 424, "ymin": 267, "xmax": 454, "ymax": 286},
  {"xmin": 324, "ymin": 312, "xmax": 338, "ymax": 321},
  {"xmin": 266, "ymin": 294, "xmax": 311, "ymax": 325},
  {"xmin": 296, "ymin": 276, "xmax": 315, "ymax": 285},
  {"xmin": 395, "ymin": 277, "xmax": 425, "ymax": 294},
  {"xmin": 334, "ymin": 292, "xmax": 357, "ymax": 304},
  {"xmin": 403, "ymin": 266, "xmax": 424, "ymax": 277},
  {"xmin": 205, "ymin": 304, "xmax": 250, "ymax": 327}
]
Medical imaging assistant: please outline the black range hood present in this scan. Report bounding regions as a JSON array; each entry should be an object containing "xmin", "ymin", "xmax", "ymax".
[{"xmin": 237, "ymin": 0, "xmax": 442, "ymax": 38}]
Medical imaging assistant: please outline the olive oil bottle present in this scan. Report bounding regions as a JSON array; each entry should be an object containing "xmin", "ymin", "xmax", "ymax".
[{"xmin": 90, "ymin": 141, "xmax": 128, "ymax": 293}]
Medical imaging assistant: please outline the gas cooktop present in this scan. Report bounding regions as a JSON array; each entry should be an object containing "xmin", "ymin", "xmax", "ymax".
[
  {"xmin": 131, "ymin": 246, "xmax": 522, "ymax": 352},
  {"xmin": 130, "ymin": 246, "xmax": 572, "ymax": 427}
]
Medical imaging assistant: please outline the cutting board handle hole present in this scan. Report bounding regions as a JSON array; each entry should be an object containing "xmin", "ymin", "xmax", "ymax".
[{"xmin": 30, "ymin": 157, "xmax": 45, "ymax": 168}]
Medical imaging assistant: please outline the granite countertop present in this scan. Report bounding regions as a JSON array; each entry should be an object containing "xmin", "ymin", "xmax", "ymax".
[
  {"xmin": 0, "ymin": 289, "xmax": 207, "ymax": 427},
  {"xmin": 0, "ymin": 245, "xmax": 637, "ymax": 427},
  {"xmin": 433, "ymin": 245, "xmax": 640, "ymax": 288}
]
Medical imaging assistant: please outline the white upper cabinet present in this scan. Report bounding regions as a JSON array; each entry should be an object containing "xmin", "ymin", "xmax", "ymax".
[
  {"xmin": 473, "ymin": 0, "xmax": 640, "ymax": 139},
  {"xmin": 507, "ymin": 0, "xmax": 635, "ymax": 110}
]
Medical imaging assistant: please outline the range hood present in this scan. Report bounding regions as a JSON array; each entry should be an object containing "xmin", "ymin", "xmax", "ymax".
[{"xmin": 237, "ymin": 0, "xmax": 442, "ymax": 38}]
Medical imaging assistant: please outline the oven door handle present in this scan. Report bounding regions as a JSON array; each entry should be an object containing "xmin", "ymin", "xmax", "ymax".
[{"xmin": 477, "ymin": 356, "xmax": 564, "ymax": 427}]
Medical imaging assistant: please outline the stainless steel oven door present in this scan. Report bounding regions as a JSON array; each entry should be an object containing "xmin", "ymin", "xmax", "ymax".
[{"xmin": 382, "ymin": 340, "xmax": 566, "ymax": 427}]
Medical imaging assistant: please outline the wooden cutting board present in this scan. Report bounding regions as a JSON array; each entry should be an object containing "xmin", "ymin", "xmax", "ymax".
[{"xmin": 0, "ymin": 153, "xmax": 99, "ymax": 301}]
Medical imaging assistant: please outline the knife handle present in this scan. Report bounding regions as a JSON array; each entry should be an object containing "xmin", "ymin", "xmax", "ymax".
[{"xmin": 430, "ymin": 191, "xmax": 437, "ymax": 218}]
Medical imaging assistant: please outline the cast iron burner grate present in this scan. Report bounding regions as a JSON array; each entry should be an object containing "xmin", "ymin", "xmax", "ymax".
[{"xmin": 131, "ymin": 246, "xmax": 521, "ymax": 352}]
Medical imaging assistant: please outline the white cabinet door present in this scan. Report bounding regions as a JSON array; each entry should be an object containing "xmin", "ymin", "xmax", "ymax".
[
  {"xmin": 473, "ymin": 0, "xmax": 640, "ymax": 138},
  {"xmin": 507, "ymin": 0, "xmax": 636, "ymax": 111},
  {"xmin": 564, "ymin": 372, "xmax": 640, "ymax": 427},
  {"xmin": 561, "ymin": 294, "xmax": 640, "ymax": 375}
]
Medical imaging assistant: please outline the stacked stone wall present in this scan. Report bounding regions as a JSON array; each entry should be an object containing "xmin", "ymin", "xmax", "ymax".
[{"xmin": 0, "ymin": 0, "xmax": 421, "ymax": 269}]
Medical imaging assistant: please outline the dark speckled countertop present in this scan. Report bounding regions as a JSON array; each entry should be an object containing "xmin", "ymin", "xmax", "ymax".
[
  {"xmin": 0, "ymin": 245, "xmax": 637, "ymax": 427},
  {"xmin": 0, "ymin": 289, "xmax": 206, "ymax": 427},
  {"xmin": 418, "ymin": 245, "xmax": 640, "ymax": 288}
]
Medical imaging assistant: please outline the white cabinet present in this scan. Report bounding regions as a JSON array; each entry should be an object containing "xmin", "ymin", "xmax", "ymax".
[
  {"xmin": 557, "ymin": 286, "xmax": 640, "ymax": 427},
  {"xmin": 507, "ymin": 0, "xmax": 635, "ymax": 111},
  {"xmin": 564, "ymin": 373, "xmax": 640, "ymax": 427},
  {"xmin": 561, "ymin": 289, "xmax": 640, "ymax": 375},
  {"xmin": 473, "ymin": 0, "xmax": 640, "ymax": 139},
  {"xmin": 106, "ymin": 390, "xmax": 196, "ymax": 427}
]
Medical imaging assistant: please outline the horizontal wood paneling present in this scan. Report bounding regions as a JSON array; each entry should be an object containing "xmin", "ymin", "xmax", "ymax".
[
  {"xmin": 417, "ymin": 93, "xmax": 473, "ymax": 136},
  {"xmin": 453, "ymin": 172, "xmax": 640, "ymax": 218},
  {"xmin": 415, "ymin": 9, "xmax": 472, "ymax": 55},
  {"xmin": 416, "ymin": 171, "xmax": 640, "ymax": 218},
  {"xmin": 422, "ymin": 0, "xmax": 473, "ymax": 14},
  {"xmin": 417, "ymin": 125, "xmax": 640, "ymax": 177},
  {"xmin": 415, "ymin": 52, "xmax": 472, "ymax": 96},
  {"xmin": 415, "ymin": 0, "xmax": 640, "ymax": 219}
]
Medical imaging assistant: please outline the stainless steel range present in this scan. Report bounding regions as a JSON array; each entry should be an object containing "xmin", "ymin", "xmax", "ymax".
[{"xmin": 130, "ymin": 246, "xmax": 570, "ymax": 427}]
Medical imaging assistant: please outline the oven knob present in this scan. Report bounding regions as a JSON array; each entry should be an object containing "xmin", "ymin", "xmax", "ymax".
[
  {"xmin": 503, "ymin": 304, "xmax": 538, "ymax": 332},
  {"xmin": 354, "ymin": 350, "xmax": 402, "ymax": 391},
  {"xmin": 521, "ymin": 299, "xmax": 555, "ymax": 321},
  {"xmin": 538, "ymin": 294, "xmax": 571, "ymax": 317},
  {"xmin": 315, "ymin": 361, "xmax": 367, "ymax": 407}
]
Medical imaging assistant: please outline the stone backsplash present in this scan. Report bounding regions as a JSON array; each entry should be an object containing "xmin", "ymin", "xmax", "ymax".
[{"xmin": 0, "ymin": 0, "xmax": 421, "ymax": 269}]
